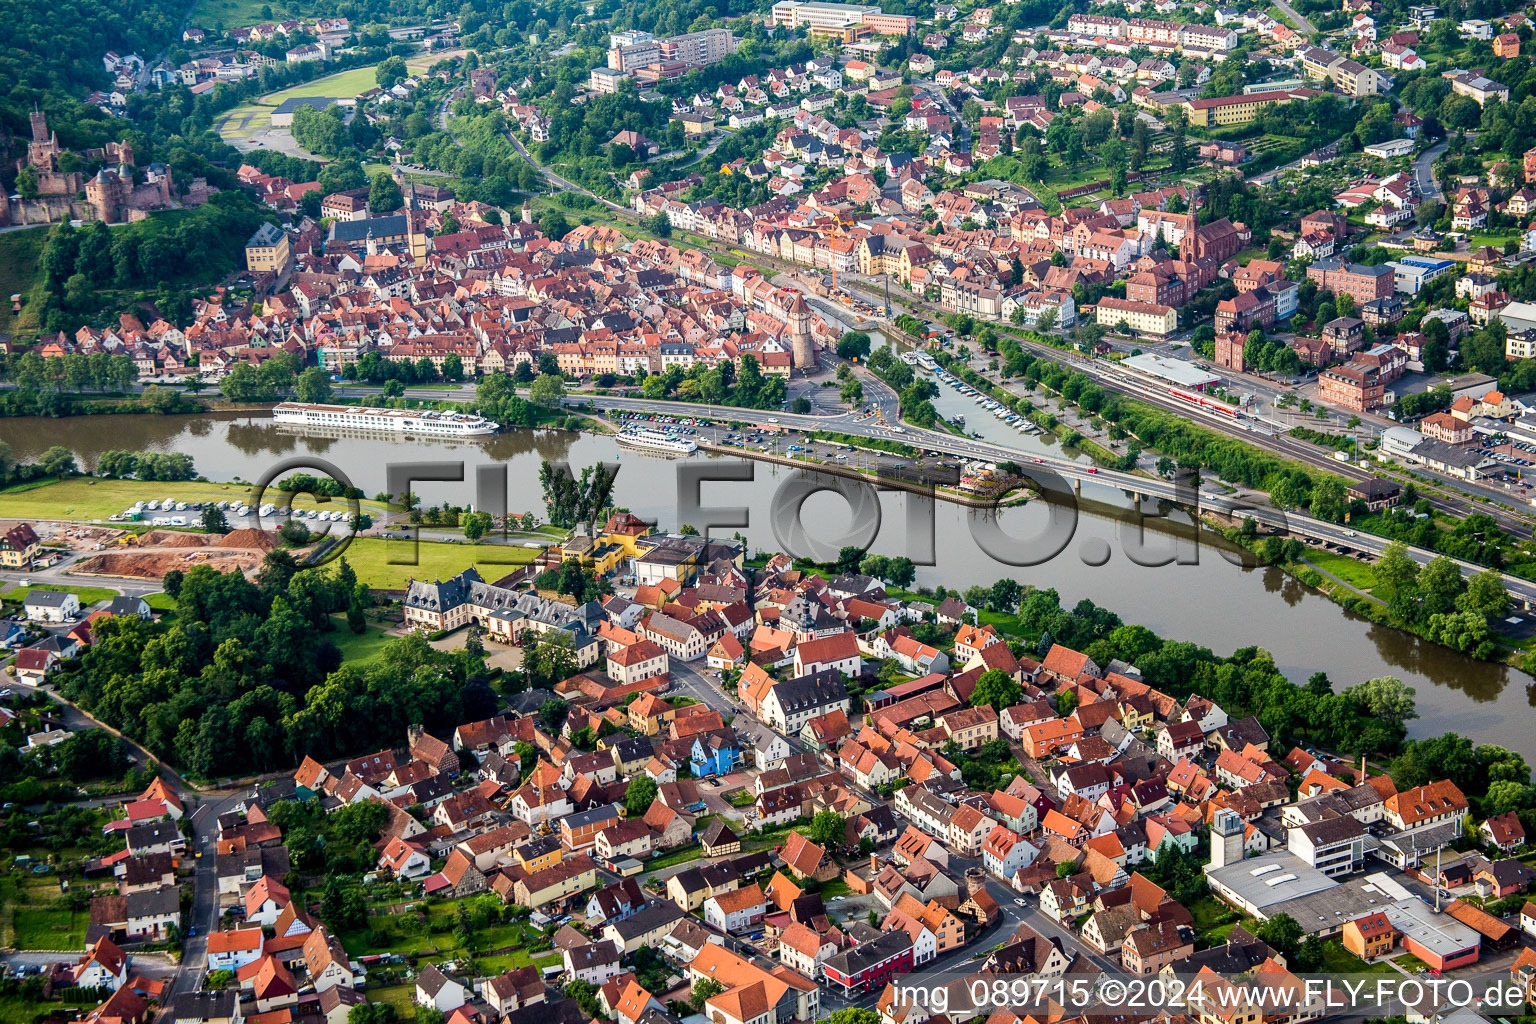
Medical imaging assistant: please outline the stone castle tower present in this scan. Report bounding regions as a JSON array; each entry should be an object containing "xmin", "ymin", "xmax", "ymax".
[{"xmin": 788, "ymin": 291, "xmax": 816, "ymax": 370}]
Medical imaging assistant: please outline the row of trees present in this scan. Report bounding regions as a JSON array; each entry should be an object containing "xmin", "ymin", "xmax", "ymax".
[
  {"xmin": 635, "ymin": 355, "xmax": 789, "ymax": 410},
  {"xmin": 0, "ymin": 351, "xmax": 139, "ymax": 394},
  {"xmin": 95, "ymin": 450, "xmax": 196, "ymax": 481}
]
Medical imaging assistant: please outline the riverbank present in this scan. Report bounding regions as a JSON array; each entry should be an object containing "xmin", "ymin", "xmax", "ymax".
[{"xmin": 5, "ymin": 408, "xmax": 1533, "ymax": 755}]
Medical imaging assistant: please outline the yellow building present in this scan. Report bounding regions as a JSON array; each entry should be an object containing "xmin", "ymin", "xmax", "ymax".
[
  {"xmin": 244, "ymin": 223, "xmax": 291, "ymax": 274},
  {"xmin": 1179, "ymin": 89, "xmax": 1302, "ymax": 128},
  {"xmin": 514, "ymin": 836, "xmax": 564, "ymax": 874},
  {"xmin": 1096, "ymin": 297, "xmax": 1178, "ymax": 338},
  {"xmin": 0, "ymin": 523, "xmax": 40, "ymax": 568}
]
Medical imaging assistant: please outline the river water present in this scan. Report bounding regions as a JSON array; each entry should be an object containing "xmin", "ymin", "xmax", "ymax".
[{"xmin": 2, "ymin": 410, "xmax": 1532, "ymax": 758}]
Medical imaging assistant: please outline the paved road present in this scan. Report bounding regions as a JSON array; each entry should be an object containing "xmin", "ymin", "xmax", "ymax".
[
  {"xmin": 1414, "ymin": 138, "xmax": 1449, "ymax": 200},
  {"xmin": 1270, "ymin": 0, "xmax": 1316, "ymax": 33}
]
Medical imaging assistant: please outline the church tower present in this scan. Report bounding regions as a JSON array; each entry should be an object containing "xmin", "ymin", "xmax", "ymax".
[{"xmin": 788, "ymin": 291, "xmax": 815, "ymax": 370}]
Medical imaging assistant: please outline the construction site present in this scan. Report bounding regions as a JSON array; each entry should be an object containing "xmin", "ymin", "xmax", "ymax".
[{"xmin": 66, "ymin": 528, "xmax": 279, "ymax": 580}]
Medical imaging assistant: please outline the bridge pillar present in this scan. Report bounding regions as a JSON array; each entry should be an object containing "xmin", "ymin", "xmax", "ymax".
[{"xmin": 1073, "ymin": 477, "xmax": 1082, "ymax": 497}]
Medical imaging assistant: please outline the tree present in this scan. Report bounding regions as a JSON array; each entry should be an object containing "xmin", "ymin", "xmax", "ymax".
[
  {"xmin": 1255, "ymin": 912, "xmax": 1302, "ymax": 958},
  {"xmin": 202, "ymin": 505, "xmax": 230, "ymax": 534},
  {"xmin": 347, "ymin": 597, "xmax": 367, "ymax": 634},
  {"xmin": 1459, "ymin": 568, "xmax": 1510, "ymax": 619},
  {"xmin": 1417, "ymin": 555, "xmax": 1465, "ymax": 616},
  {"xmin": 970, "ymin": 668, "xmax": 1022, "ymax": 710},
  {"xmin": 806, "ymin": 809, "xmax": 846, "ymax": 849},
  {"xmin": 837, "ymin": 332, "xmax": 872, "ymax": 360},
  {"xmin": 530, "ymin": 373, "xmax": 566, "ymax": 405},
  {"xmin": 690, "ymin": 980, "xmax": 726, "ymax": 1012},
  {"xmin": 539, "ymin": 210, "xmax": 570, "ymax": 241},
  {"xmin": 40, "ymin": 445, "xmax": 77, "ymax": 479},
  {"xmin": 349, "ymin": 1004, "xmax": 399, "ymax": 1024},
  {"xmin": 462, "ymin": 511, "xmax": 495, "ymax": 541},
  {"xmin": 368, "ymin": 173, "xmax": 403, "ymax": 214},
  {"xmin": 524, "ymin": 631, "xmax": 577, "ymax": 689},
  {"xmin": 1347, "ymin": 676, "xmax": 1418, "ymax": 726},
  {"xmin": 294, "ymin": 367, "xmax": 333, "ymax": 404},
  {"xmin": 625, "ymin": 775, "xmax": 658, "ymax": 817},
  {"xmin": 1374, "ymin": 541, "xmax": 1419, "ymax": 598}
]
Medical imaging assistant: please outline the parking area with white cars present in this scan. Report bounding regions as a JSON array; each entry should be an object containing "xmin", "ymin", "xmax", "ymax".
[{"xmin": 111, "ymin": 498, "xmax": 354, "ymax": 528}]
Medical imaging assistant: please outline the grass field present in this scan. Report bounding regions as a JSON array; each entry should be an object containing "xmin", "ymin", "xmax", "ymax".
[
  {"xmin": 260, "ymin": 66, "xmax": 383, "ymax": 106},
  {"xmin": 339, "ymin": 537, "xmax": 539, "ymax": 589},
  {"xmin": 0, "ymin": 872, "xmax": 87, "ymax": 951},
  {"xmin": 0, "ymin": 478, "xmax": 256, "ymax": 522},
  {"xmin": 361, "ymin": 985, "xmax": 421, "ymax": 1020},
  {"xmin": 0, "ymin": 477, "xmax": 388, "ymax": 524},
  {"xmin": 0, "ymin": 227, "xmax": 48, "ymax": 334},
  {"xmin": 1303, "ymin": 549, "xmax": 1380, "ymax": 594},
  {"xmin": 1, "ymin": 584, "xmax": 120, "ymax": 608},
  {"xmin": 326, "ymin": 613, "xmax": 397, "ymax": 665},
  {"xmin": 337, "ymin": 896, "xmax": 558, "ymax": 965},
  {"xmin": 190, "ymin": 0, "xmax": 306, "ymax": 28}
]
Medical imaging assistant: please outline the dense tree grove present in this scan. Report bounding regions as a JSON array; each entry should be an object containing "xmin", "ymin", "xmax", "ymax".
[
  {"xmin": 95, "ymin": 450, "xmax": 196, "ymax": 480},
  {"xmin": 25, "ymin": 193, "xmax": 276, "ymax": 335},
  {"xmin": 56, "ymin": 559, "xmax": 492, "ymax": 778}
]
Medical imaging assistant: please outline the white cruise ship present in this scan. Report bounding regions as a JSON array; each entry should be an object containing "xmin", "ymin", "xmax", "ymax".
[
  {"xmin": 616, "ymin": 427, "xmax": 699, "ymax": 456},
  {"xmin": 272, "ymin": 402, "xmax": 499, "ymax": 436}
]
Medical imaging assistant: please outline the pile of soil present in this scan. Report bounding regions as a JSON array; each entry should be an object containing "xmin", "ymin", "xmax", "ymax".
[
  {"xmin": 74, "ymin": 550, "xmax": 263, "ymax": 579},
  {"xmin": 139, "ymin": 531, "xmax": 213, "ymax": 548},
  {"xmin": 217, "ymin": 529, "xmax": 277, "ymax": 551}
]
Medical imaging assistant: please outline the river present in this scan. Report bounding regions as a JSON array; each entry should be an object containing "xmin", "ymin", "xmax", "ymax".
[{"xmin": 3, "ymin": 410, "xmax": 1532, "ymax": 758}]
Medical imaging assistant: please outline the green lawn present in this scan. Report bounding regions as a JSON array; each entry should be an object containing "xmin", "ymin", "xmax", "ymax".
[
  {"xmin": 338, "ymin": 897, "xmax": 546, "ymax": 961},
  {"xmin": 1319, "ymin": 940, "xmax": 1396, "ymax": 974},
  {"xmin": 258, "ymin": 66, "xmax": 385, "ymax": 107},
  {"xmin": 0, "ymin": 993, "xmax": 96, "ymax": 1024},
  {"xmin": 1186, "ymin": 894, "xmax": 1241, "ymax": 946},
  {"xmin": 0, "ymin": 478, "xmax": 254, "ymax": 522},
  {"xmin": 476, "ymin": 949, "xmax": 562, "ymax": 975},
  {"xmin": 326, "ymin": 614, "xmax": 397, "ymax": 665},
  {"xmin": 645, "ymin": 843, "xmax": 706, "ymax": 870},
  {"xmin": 0, "ymin": 227, "xmax": 48, "ymax": 334},
  {"xmin": 361, "ymin": 985, "xmax": 424, "ymax": 1021},
  {"xmin": 341, "ymin": 537, "xmax": 539, "ymax": 589},
  {"xmin": 1, "ymin": 584, "xmax": 120, "ymax": 608},
  {"xmin": 0, "ymin": 476, "xmax": 388, "ymax": 525},
  {"xmin": 1303, "ymin": 549, "xmax": 1380, "ymax": 593},
  {"xmin": 0, "ymin": 872, "xmax": 87, "ymax": 951}
]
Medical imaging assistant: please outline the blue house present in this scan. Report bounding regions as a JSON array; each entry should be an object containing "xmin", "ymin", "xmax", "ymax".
[{"xmin": 691, "ymin": 731, "xmax": 741, "ymax": 778}]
